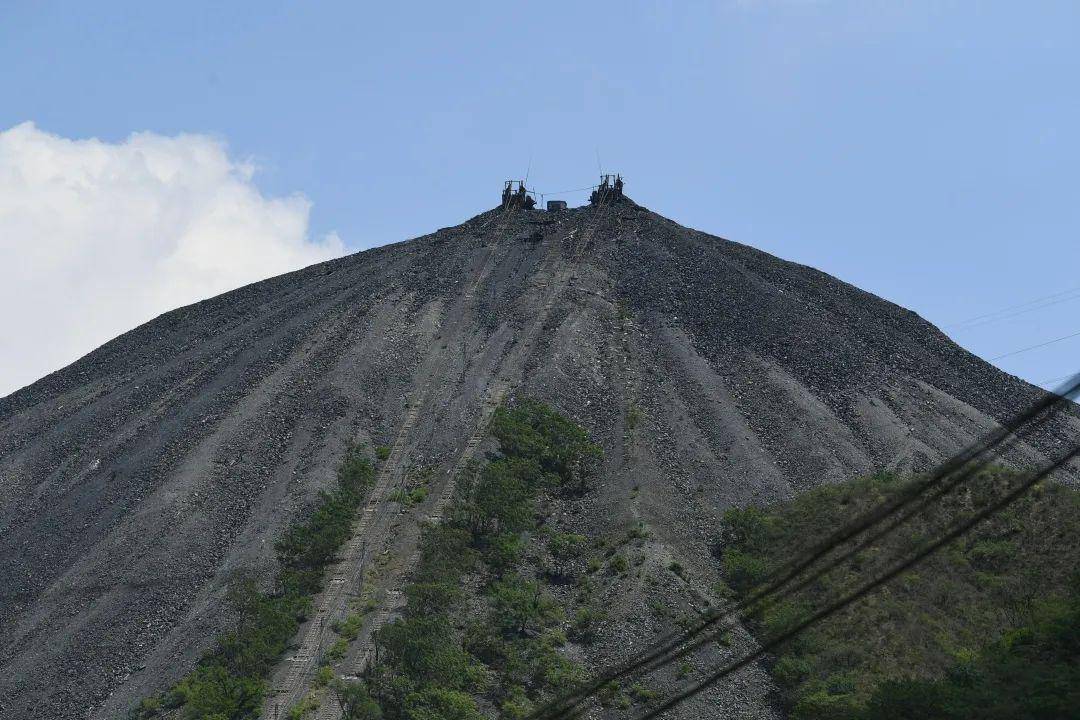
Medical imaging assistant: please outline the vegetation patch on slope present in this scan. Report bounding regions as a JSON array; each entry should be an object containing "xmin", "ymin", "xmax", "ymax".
[
  {"xmin": 335, "ymin": 400, "xmax": 603, "ymax": 720},
  {"xmin": 720, "ymin": 468, "xmax": 1080, "ymax": 720},
  {"xmin": 133, "ymin": 447, "xmax": 376, "ymax": 720}
]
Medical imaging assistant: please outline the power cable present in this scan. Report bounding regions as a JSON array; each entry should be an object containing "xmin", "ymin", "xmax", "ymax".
[
  {"xmin": 554, "ymin": 379, "xmax": 1079, "ymax": 719},
  {"xmin": 627, "ymin": 442, "xmax": 1080, "ymax": 720},
  {"xmin": 946, "ymin": 284, "xmax": 1080, "ymax": 330},
  {"xmin": 528, "ymin": 373, "xmax": 1080, "ymax": 720},
  {"xmin": 546, "ymin": 424, "xmax": 1038, "ymax": 720},
  {"xmin": 990, "ymin": 328, "xmax": 1080, "ymax": 361},
  {"xmin": 560, "ymin": 413, "xmax": 1067, "ymax": 720},
  {"xmin": 949, "ymin": 289, "xmax": 1080, "ymax": 333},
  {"xmin": 538, "ymin": 185, "xmax": 599, "ymax": 196}
]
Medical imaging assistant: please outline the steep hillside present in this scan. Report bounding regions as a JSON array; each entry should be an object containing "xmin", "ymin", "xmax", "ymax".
[
  {"xmin": 1, "ymin": 197, "xmax": 1077, "ymax": 719},
  {"xmin": 721, "ymin": 468, "xmax": 1080, "ymax": 719}
]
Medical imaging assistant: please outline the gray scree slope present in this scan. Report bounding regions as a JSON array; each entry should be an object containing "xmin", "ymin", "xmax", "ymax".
[{"xmin": 1, "ymin": 199, "xmax": 1076, "ymax": 719}]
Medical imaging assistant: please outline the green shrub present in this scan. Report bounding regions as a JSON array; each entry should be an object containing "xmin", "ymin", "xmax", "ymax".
[
  {"xmin": 170, "ymin": 665, "xmax": 264, "ymax": 719},
  {"xmin": 608, "ymin": 554, "xmax": 629, "ymax": 574},
  {"xmin": 534, "ymin": 645, "xmax": 585, "ymax": 688},
  {"xmin": 415, "ymin": 525, "xmax": 475, "ymax": 584},
  {"xmin": 335, "ymin": 611, "xmax": 366, "ymax": 641},
  {"xmin": 405, "ymin": 581, "xmax": 465, "ymax": 616},
  {"xmin": 722, "ymin": 468, "xmax": 1080, "ymax": 718},
  {"xmin": 375, "ymin": 445, "xmax": 392, "ymax": 461},
  {"xmin": 288, "ymin": 692, "xmax": 319, "ymax": 719},
  {"xmin": 489, "ymin": 400, "xmax": 602, "ymax": 494},
  {"xmin": 376, "ymin": 615, "xmax": 477, "ymax": 689},
  {"xmin": 454, "ymin": 459, "xmax": 534, "ymax": 539},
  {"xmin": 315, "ymin": 665, "xmax": 335, "ymax": 687},
  {"xmin": 490, "ymin": 574, "xmax": 562, "ymax": 636},
  {"xmin": 390, "ymin": 486, "xmax": 429, "ymax": 507},
  {"xmin": 331, "ymin": 679, "xmax": 383, "ymax": 720},
  {"xmin": 791, "ymin": 689, "xmax": 859, "ymax": 720},
  {"xmin": 630, "ymin": 683, "xmax": 659, "ymax": 703},
  {"xmin": 402, "ymin": 686, "xmax": 483, "ymax": 720},
  {"xmin": 598, "ymin": 681, "xmax": 628, "ymax": 708},
  {"xmin": 132, "ymin": 696, "xmax": 161, "ymax": 719},
  {"xmin": 862, "ymin": 584, "xmax": 1080, "ymax": 720},
  {"xmin": 325, "ymin": 637, "xmax": 349, "ymax": 663},
  {"xmin": 486, "ymin": 532, "xmax": 526, "ymax": 576},
  {"xmin": 772, "ymin": 655, "xmax": 813, "ymax": 688},
  {"xmin": 721, "ymin": 548, "xmax": 770, "ymax": 595},
  {"xmin": 136, "ymin": 450, "xmax": 374, "ymax": 719},
  {"xmin": 569, "ymin": 605, "xmax": 607, "ymax": 642},
  {"xmin": 366, "ymin": 401, "xmax": 598, "ymax": 720},
  {"xmin": 499, "ymin": 685, "xmax": 533, "ymax": 719}
]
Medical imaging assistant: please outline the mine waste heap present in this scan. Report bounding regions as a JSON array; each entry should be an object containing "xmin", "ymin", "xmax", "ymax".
[{"xmin": 2, "ymin": 179, "xmax": 1078, "ymax": 720}]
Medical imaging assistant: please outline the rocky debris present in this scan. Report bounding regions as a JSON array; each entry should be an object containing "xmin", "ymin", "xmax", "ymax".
[{"xmin": 0, "ymin": 201, "xmax": 1076, "ymax": 719}]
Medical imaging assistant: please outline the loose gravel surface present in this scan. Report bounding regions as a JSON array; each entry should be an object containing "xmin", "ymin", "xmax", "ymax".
[{"xmin": 1, "ymin": 198, "xmax": 1077, "ymax": 720}]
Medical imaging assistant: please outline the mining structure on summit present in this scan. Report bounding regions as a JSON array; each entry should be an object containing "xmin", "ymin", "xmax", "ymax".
[{"xmin": 501, "ymin": 173, "xmax": 627, "ymax": 211}]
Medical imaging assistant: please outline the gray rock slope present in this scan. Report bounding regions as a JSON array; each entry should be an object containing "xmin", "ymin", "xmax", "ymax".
[{"xmin": 1, "ymin": 199, "xmax": 1076, "ymax": 719}]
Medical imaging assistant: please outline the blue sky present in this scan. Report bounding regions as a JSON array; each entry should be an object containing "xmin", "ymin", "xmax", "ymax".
[{"xmin": 2, "ymin": 1, "xmax": 1078, "ymax": 392}]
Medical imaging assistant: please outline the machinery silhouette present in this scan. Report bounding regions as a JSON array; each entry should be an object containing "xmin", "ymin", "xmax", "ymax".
[{"xmin": 500, "ymin": 180, "xmax": 536, "ymax": 210}]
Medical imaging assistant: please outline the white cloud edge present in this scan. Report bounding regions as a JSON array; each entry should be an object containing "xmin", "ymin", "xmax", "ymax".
[{"xmin": 0, "ymin": 121, "xmax": 346, "ymax": 397}]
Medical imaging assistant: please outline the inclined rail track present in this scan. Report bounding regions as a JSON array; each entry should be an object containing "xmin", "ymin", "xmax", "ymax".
[
  {"xmin": 268, "ymin": 204, "xmax": 611, "ymax": 718},
  {"xmin": 338, "ymin": 204, "xmax": 611, "ymax": 677},
  {"xmin": 263, "ymin": 209, "xmax": 517, "ymax": 717}
]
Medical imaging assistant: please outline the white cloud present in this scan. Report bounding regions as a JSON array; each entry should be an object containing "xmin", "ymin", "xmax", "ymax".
[{"xmin": 0, "ymin": 122, "xmax": 345, "ymax": 397}]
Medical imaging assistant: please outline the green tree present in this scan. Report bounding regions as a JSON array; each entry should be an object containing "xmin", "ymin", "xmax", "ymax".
[
  {"xmin": 405, "ymin": 582, "xmax": 464, "ymax": 616},
  {"xmin": 375, "ymin": 615, "xmax": 475, "ymax": 689},
  {"xmin": 486, "ymin": 532, "xmax": 525, "ymax": 577},
  {"xmin": 861, "ymin": 584, "xmax": 1080, "ymax": 720},
  {"xmin": 402, "ymin": 687, "xmax": 483, "ymax": 720},
  {"xmin": 489, "ymin": 575, "xmax": 562, "ymax": 636},
  {"xmin": 170, "ymin": 664, "xmax": 263, "ymax": 719},
  {"xmin": 415, "ymin": 524, "xmax": 475, "ymax": 584},
  {"xmin": 490, "ymin": 400, "xmax": 602, "ymax": 493},
  {"xmin": 331, "ymin": 679, "xmax": 383, "ymax": 720},
  {"xmin": 456, "ymin": 460, "xmax": 534, "ymax": 538}
]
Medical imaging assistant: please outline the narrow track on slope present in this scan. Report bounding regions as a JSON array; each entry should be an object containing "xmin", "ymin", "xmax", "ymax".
[
  {"xmin": 91, "ymin": 301, "xmax": 370, "ymax": 720},
  {"xmin": 262, "ymin": 211, "xmax": 518, "ymax": 718},
  {"xmin": 312, "ymin": 207, "xmax": 614, "ymax": 719}
]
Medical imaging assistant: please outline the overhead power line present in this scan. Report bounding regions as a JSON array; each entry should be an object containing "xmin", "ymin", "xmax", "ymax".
[
  {"xmin": 990, "ymin": 328, "xmax": 1080, "ymax": 361},
  {"xmin": 947, "ymin": 284, "xmax": 1080, "ymax": 330},
  {"xmin": 628, "ymin": 443, "xmax": 1080, "ymax": 720},
  {"xmin": 527, "ymin": 374, "xmax": 1080, "ymax": 720},
  {"xmin": 539, "ymin": 185, "xmax": 599, "ymax": 196},
  {"xmin": 950, "ymin": 289, "xmax": 1080, "ymax": 333}
]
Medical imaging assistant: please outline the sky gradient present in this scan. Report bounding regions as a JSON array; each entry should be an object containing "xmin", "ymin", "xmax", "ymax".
[{"xmin": 2, "ymin": 1, "xmax": 1078, "ymax": 394}]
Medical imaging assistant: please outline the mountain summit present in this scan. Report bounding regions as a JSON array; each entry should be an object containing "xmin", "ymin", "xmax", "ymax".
[{"xmin": 1, "ymin": 199, "xmax": 1076, "ymax": 719}]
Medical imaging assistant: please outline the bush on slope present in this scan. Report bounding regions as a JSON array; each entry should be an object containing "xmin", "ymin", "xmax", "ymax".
[{"xmin": 720, "ymin": 468, "xmax": 1080, "ymax": 720}]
